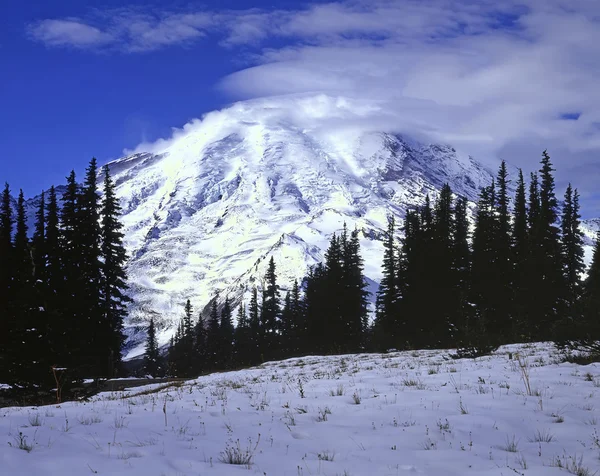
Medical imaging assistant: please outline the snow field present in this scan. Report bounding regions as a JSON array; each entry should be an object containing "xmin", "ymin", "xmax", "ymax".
[{"xmin": 2, "ymin": 343, "xmax": 600, "ymax": 476}]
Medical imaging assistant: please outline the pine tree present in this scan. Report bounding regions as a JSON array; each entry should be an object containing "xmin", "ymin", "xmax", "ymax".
[
  {"xmin": 144, "ymin": 317, "xmax": 161, "ymax": 377},
  {"xmin": 429, "ymin": 184, "xmax": 455, "ymax": 347},
  {"xmin": 375, "ymin": 216, "xmax": 400, "ymax": 349},
  {"xmin": 59, "ymin": 170, "xmax": 83, "ymax": 375},
  {"xmin": 32, "ymin": 192, "xmax": 46, "ymax": 281},
  {"xmin": 206, "ymin": 299, "xmax": 221, "ymax": 370},
  {"xmin": 248, "ymin": 287, "xmax": 261, "ymax": 364},
  {"xmin": 79, "ymin": 159, "xmax": 104, "ymax": 377},
  {"xmin": 304, "ymin": 263, "xmax": 327, "ymax": 353},
  {"xmin": 494, "ymin": 161, "xmax": 514, "ymax": 341},
  {"xmin": 531, "ymin": 151, "xmax": 564, "ymax": 339},
  {"xmin": 290, "ymin": 279, "xmax": 304, "ymax": 355},
  {"xmin": 233, "ymin": 303, "xmax": 250, "ymax": 367},
  {"xmin": 398, "ymin": 208, "xmax": 423, "ymax": 349},
  {"xmin": 0, "ymin": 183, "xmax": 13, "ymax": 382},
  {"xmin": 340, "ymin": 226, "xmax": 369, "ymax": 352},
  {"xmin": 452, "ymin": 195, "xmax": 471, "ymax": 343},
  {"xmin": 219, "ymin": 297, "xmax": 234, "ymax": 368},
  {"xmin": 100, "ymin": 165, "xmax": 130, "ymax": 378},
  {"xmin": 193, "ymin": 312, "xmax": 207, "ymax": 374},
  {"xmin": 512, "ymin": 170, "xmax": 529, "ymax": 338},
  {"xmin": 260, "ymin": 257, "xmax": 280, "ymax": 360},
  {"xmin": 44, "ymin": 186, "xmax": 63, "ymax": 369},
  {"xmin": 560, "ymin": 185, "xmax": 585, "ymax": 334},
  {"xmin": 280, "ymin": 291, "xmax": 293, "ymax": 357},
  {"xmin": 466, "ymin": 183, "xmax": 499, "ymax": 355}
]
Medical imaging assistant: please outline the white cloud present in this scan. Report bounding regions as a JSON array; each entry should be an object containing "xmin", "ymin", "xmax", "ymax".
[
  {"xmin": 26, "ymin": 1, "xmax": 600, "ymax": 214},
  {"xmin": 27, "ymin": 19, "xmax": 114, "ymax": 48}
]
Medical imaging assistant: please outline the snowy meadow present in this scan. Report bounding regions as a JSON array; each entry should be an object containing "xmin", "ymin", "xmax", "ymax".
[{"xmin": 2, "ymin": 343, "xmax": 600, "ymax": 476}]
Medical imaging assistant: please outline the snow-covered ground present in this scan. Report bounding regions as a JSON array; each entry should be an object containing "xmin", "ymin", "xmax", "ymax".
[{"xmin": 2, "ymin": 343, "xmax": 600, "ymax": 476}]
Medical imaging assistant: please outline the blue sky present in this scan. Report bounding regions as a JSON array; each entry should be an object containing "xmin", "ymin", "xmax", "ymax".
[
  {"xmin": 0, "ymin": 0, "xmax": 313, "ymax": 195},
  {"xmin": 2, "ymin": 0, "xmax": 600, "ymax": 215}
]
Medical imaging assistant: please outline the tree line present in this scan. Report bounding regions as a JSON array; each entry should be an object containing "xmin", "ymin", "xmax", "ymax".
[
  {"xmin": 147, "ymin": 225, "xmax": 370, "ymax": 377},
  {"xmin": 374, "ymin": 151, "xmax": 598, "ymax": 356},
  {"xmin": 148, "ymin": 150, "xmax": 600, "ymax": 378},
  {"xmin": 0, "ymin": 159, "xmax": 129, "ymax": 389}
]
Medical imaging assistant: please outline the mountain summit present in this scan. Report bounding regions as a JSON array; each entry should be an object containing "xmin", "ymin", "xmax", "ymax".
[{"xmin": 106, "ymin": 95, "xmax": 497, "ymax": 356}]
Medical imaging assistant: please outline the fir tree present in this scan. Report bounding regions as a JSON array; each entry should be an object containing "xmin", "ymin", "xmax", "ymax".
[
  {"xmin": 260, "ymin": 257, "xmax": 280, "ymax": 359},
  {"xmin": 32, "ymin": 192, "xmax": 46, "ymax": 281},
  {"xmin": 248, "ymin": 287, "xmax": 261, "ymax": 364},
  {"xmin": 100, "ymin": 165, "xmax": 129, "ymax": 378},
  {"xmin": 144, "ymin": 317, "xmax": 161, "ymax": 377},
  {"xmin": 375, "ymin": 216, "xmax": 400, "ymax": 349},
  {"xmin": 494, "ymin": 161, "xmax": 514, "ymax": 341},
  {"xmin": 531, "ymin": 151, "xmax": 564, "ymax": 338},
  {"xmin": 452, "ymin": 195, "xmax": 471, "ymax": 343},
  {"xmin": 0, "ymin": 183, "xmax": 13, "ymax": 382},
  {"xmin": 193, "ymin": 312, "xmax": 207, "ymax": 374},
  {"xmin": 233, "ymin": 303, "xmax": 251, "ymax": 367},
  {"xmin": 512, "ymin": 170, "xmax": 529, "ymax": 338},
  {"xmin": 44, "ymin": 186, "xmax": 63, "ymax": 368},
  {"xmin": 340, "ymin": 226, "xmax": 369, "ymax": 352},
  {"xmin": 466, "ymin": 183, "xmax": 499, "ymax": 354},
  {"xmin": 560, "ymin": 185, "xmax": 585, "ymax": 329},
  {"xmin": 79, "ymin": 159, "xmax": 104, "ymax": 377},
  {"xmin": 206, "ymin": 299, "xmax": 221, "ymax": 370},
  {"xmin": 219, "ymin": 297, "xmax": 234, "ymax": 368}
]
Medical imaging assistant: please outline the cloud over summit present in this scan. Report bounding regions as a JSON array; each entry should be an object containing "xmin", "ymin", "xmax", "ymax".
[{"xmin": 26, "ymin": 1, "xmax": 600, "ymax": 215}]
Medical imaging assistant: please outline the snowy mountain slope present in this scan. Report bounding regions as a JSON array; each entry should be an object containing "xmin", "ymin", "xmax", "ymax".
[
  {"xmin": 3, "ymin": 343, "xmax": 600, "ymax": 475},
  {"xmin": 97, "ymin": 96, "xmax": 498, "ymax": 356}
]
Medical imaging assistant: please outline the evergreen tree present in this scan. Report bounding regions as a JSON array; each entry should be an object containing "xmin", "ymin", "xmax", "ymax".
[
  {"xmin": 193, "ymin": 312, "xmax": 207, "ymax": 374},
  {"xmin": 429, "ymin": 184, "xmax": 455, "ymax": 347},
  {"xmin": 44, "ymin": 186, "xmax": 63, "ymax": 368},
  {"xmin": 340, "ymin": 226, "xmax": 369, "ymax": 352},
  {"xmin": 0, "ymin": 183, "xmax": 13, "ymax": 382},
  {"xmin": 304, "ymin": 263, "xmax": 327, "ymax": 353},
  {"xmin": 100, "ymin": 165, "xmax": 129, "ymax": 378},
  {"xmin": 560, "ymin": 185, "xmax": 585, "ymax": 329},
  {"xmin": 79, "ymin": 159, "xmax": 104, "ymax": 377},
  {"xmin": 219, "ymin": 297, "xmax": 234, "ymax": 368},
  {"xmin": 32, "ymin": 192, "xmax": 46, "ymax": 281},
  {"xmin": 289, "ymin": 280, "xmax": 304, "ymax": 355},
  {"xmin": 280, "ymin": 291, "xmax": 293, "ymax": 357},
  {"xmin": 375, "ymin": 216, "xmax": 400, "ymax": 349},
  {"xmin": 512, "ymin": 170, "xmax": 529, "ymax": 338},
  {"xmin": 59, "ymin": 170, "xmax": 83, "ymax": 375},
  {"xmin": 530, "ymin": 151, "xmax": 564, "ymax": 338},
  {"xmin": 260, "ymin": 257, "xmax": 280, "ymax": 360},
  {"xmin": 248, "ymin": 287, "xmax": 261, "ymax": 364},
  {"xmin": 233, "ymin": 303, "xmax": 251, "ymax": 367},
  {"xmin": 398, "ymin": 208, "xmax": 423, "ymax": 348},
  {"xmin": 466, "ymin": 183, "xmax": 499, "ymax": 354},
  {"xmin": 452, "ymin": 195, "xmax": 471, "ymax": 343},
  {"xmin": 206, "ymin": 299, "xmax": 221, "ymax": 370},
  {"xmin": 494, "ymin": 161, "xmax": 514, "ymax": 341},
  {"xmin": 144, "ymin": 317, "xmax": 161, "ymax": 377},
  {"xmin": 9, "ymin": 190, "xmax": 34, "ymax": 384}
]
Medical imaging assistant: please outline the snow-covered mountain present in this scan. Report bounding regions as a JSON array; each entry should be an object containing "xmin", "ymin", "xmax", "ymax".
[
  {"xmin": 100, "ymin": 95, "xmax": 498, "ymax": 357},
  {"xmin": 23, "ymin": 94, "xmax": 596, "ymax": 358}
]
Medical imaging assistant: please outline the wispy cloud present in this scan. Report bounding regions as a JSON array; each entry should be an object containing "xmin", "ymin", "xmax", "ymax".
[
  {"xmin": 26, "ymin": 1, "xmax": 600, "ymax": 213},
  {"xmin": 27, "ymin": 19, "xmax": 114, "ymax": 48}
]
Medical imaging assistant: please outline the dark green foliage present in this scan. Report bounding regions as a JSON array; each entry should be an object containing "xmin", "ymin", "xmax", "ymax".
[
  {"xmin": 99, "ymin": 165, "xmax": 129, "ymax": 378},
  {"xmin": 144, "ymin": 317, "xmax": 162, "ymax": 377},
  {"xmin": 219, "ymin": 297, "xmax": 235, "ymax": 368},
  {"xmin": 374, "ymin": 216, "xmax": 400, "ymax": 350},
  {"xmin": 260, "ymin": 257, "xmax": 280, "ymax": 360}
]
